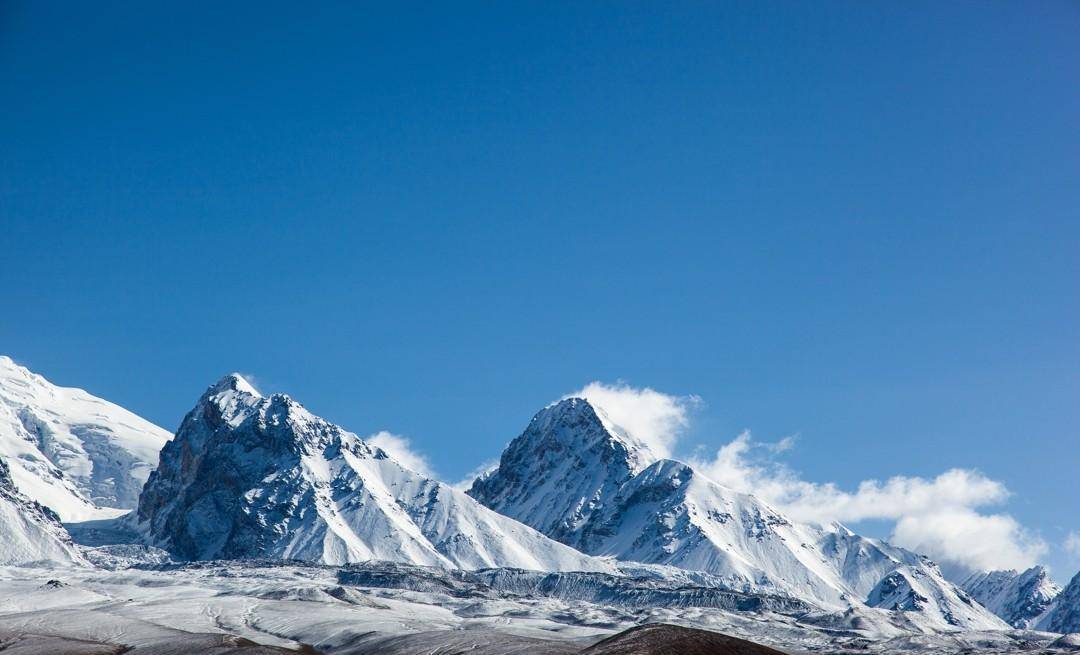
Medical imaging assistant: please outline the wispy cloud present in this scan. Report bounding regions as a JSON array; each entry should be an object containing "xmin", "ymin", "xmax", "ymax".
[
  {"xmin": 452, "ymin": 459, "xmax": 500, "ymax": 492},
  {"xmin": 1065, "ymin": 531, "xmax": 1080, "ymax": 561},
  {"xmin": 366, "ymin": 431, "xmax": 435, "ymax": 478}
]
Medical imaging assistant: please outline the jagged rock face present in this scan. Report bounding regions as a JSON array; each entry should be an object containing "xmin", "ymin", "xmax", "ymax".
[
  {"xmin": 0, "ymin": 456, "xmax": 84, "ymax": 565},
  {"xmin": 863, "ymin": 566, "xmax": 989, "ymax": 629},
  {"xmin": 469, "ymin": 398, "xmax": 1006, "ymax": 631},
  {"xmin": 0, "ymin": 356, "xmax": 171, "ymax": 520},
  {"xmin": 960, "ymin": 567, "xmax": 1061, "ymax": 628},
  {"xmin": 468, "ymin": 398, "xmax": 653, "ymax": 548},
  {"xmin": 1038, "ymin": 571, "xmax": 1080, "ymax": 634},
  {"xmin": 137, "ymin": 376, "xmax": 612, "ymax": 573},
  {"xmin": 869, "ymin": 570, "xmax": 929, "ymax": 612}
]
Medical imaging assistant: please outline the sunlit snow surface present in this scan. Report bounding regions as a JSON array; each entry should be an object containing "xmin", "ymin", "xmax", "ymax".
[
  {"xmin": 0, "ymin": 356, "xmax": 171, "ymax": 522},
  {"xmin": 0, "ymin": 557, "xmax": 1070, "ymax": 655}
]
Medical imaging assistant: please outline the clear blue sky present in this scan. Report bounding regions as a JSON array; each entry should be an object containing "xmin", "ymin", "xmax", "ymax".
[{"xmin": 2, "ymin": 2, "xmax": 1077, "ymax": 575}]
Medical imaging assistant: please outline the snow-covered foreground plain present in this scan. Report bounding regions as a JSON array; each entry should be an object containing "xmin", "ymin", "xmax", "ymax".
[{"xmin": 1, "ymin": 557, "xmax": 1075, "ymax": 655}]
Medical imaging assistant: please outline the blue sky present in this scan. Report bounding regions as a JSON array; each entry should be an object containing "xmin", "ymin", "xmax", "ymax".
[{"xmin": 1, "ymin": 2, "xmax": 1077, "ymax": 577}]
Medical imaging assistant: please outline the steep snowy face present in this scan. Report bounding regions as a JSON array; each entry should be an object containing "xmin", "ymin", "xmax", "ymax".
[
  {"xmin": 960, "ymin": 567, "xmax": 1061, "ymax": 628},
  {"xmin": 863, "ymin": 566, "xmax": 999, "ymax": 630},
  {"xmin": 1037, "ymin": 571, "xmax": 1080, "ymax": 634},
  {"xmin": 137, "ymin": 376, "xmax": 611, "ymax": 573},
  {"xmin": 0, "ymin": 356, "xmax": 172, "ymax": 521},
  {"xmin": 0, "ymin": 456, "xmax": 84, "ymax": 565},
  {"xmin": 470, "ymin": 401, "xmax": 1006, "ymax": 631},
  {"xmin": 467, "ymin": 398, "xmax": 655, "ymax": 547}
]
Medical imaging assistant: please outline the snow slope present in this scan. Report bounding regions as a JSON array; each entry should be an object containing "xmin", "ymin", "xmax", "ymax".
[
  {"xmin": 469, "ymin": 398, "xmax": 1005, "ymax": 631},
  {"xmin": 0, "ymin": 356, "xmax": 172, "ymax": 520},
  {"xmin": 959, "ymin": 567, "xmax": 1060, "ymax": 628},
  {"xmin": 0, "ymin": 455, "xmax": 84, "ymax": 565},
  {"xmin": 137, "ymin": 375, "xmax": 612, "ymax": 572}
]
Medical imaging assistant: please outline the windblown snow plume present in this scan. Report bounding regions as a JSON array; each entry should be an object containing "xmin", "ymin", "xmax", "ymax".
[{"xmin": 567, "ymin": 381, "xmax": 697, "ymax": 459}]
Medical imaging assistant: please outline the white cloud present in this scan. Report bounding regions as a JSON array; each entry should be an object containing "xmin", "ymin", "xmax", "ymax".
[
  {"xmin": 452, "ymin": 459, "xmax": 500, "ymax": 492},
  {"xmin": 690, "ymin": 431, "xmax": 1046, "ymax": 572},
  {"xmin": 366, "ymin": 431, "xmax": 435, "ymax": 478},
  {"xmin": 891, "ymin": 509, "xmax": 1046, "ymax": 573},
  {"xmin": 1065, "ymin": 531, "xmax": 1080, "ymax": 560},
  {"xmin": 567, "ymin": 381, "xmax": 698, "ymax": 458}
]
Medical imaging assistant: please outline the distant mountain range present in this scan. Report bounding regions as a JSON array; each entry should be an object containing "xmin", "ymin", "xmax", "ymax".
[{"xmin": 0, "ymin": 355, "xmax": 1075, "ymax": 635}]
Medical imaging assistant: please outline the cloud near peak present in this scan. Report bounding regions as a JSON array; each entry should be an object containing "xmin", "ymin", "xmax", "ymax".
[
  {"xmin": 567, "ymin": 381, "xmax": 699, "ymax": 459},
  {"xmin": 690, "ymin": 431, "xmax": 1047, "ymax": 572},
  {"xmin": 366, "ymin": 431, "xmax": 435, "ymax": 479}
]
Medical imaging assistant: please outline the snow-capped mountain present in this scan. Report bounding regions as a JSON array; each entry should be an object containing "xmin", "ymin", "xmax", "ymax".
[
  {"xmin": 1036, "ymin": 571, "xmax": 1080, "ymax": 634},
  {"xmin": 468, "ymin": 398, "xmax": 1005, "ymax": 630},
  {"xmin": 136, "ymin": 375, "xmax": 612, "ymax": 572},
  {"xmin": 0, "ymin": 455, "xmax": 84, "ymax": 565},
  {"xmin": 959, "ymin": 567, "xmax": 1060, "ymax": 628},
  {"xmin": 470, "ymin": 398, "xmax": 656, "ymax": 548},
  {"xmin": 0, "ymin": 356, "xmax": 172, "ymax": 521}
]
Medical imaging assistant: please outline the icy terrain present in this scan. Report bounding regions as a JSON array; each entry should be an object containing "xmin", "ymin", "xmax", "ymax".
[
  {"xmin": 469, "ymin": 398, "xmax": 1006, "ymax": 630},
  {"xmin": 0, "ymin": 356, "xmax": 171, "ymax": 521}
]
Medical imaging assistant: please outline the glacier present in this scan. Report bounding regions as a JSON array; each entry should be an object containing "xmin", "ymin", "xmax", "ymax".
[{"xmin": 0, "ymin": 356, "xmax": 171, "ymax": 521}]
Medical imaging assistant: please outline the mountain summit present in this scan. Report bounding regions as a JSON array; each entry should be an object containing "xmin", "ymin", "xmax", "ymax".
[
  {"xmin": 136, "ymin": 377, "xmax": 611, "ymax": 572},
  {"xmin": 469, "ymin": 398, "xmax": 656, "ymax": 547},
  {"xmin": 469, "ymin": 397, "xmax": 1005, "ymax": 631}
]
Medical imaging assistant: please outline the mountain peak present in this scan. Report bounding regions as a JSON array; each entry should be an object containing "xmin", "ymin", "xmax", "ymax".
[
  {"xmin": 136, "ymin": 381, "xmax": 609, "ymax": 573},
  {"xmin": 467, "ymin": 397, "xmax": 659, "ymax": 547},
  {"xmin": 1039, "ymin": 570, "xmax": 1080, "ymax": 633},
  {"xmin": 198, "ymin": 373, "xmax": 265, "ymax": 427},
  {"xmin": 0, "ymin": 355, "xmax": 41, "ymax": 385},
  {"xmin": 536, "ymin": 397, "xmax": 658, "ymax": 464},
  {"xmin": 961, "ymin": 565, "xmax": 1062, "ymax": 628},
  {"xmin": 209, "ymin": 373, "xmax": 261, "ymax": 398}
]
